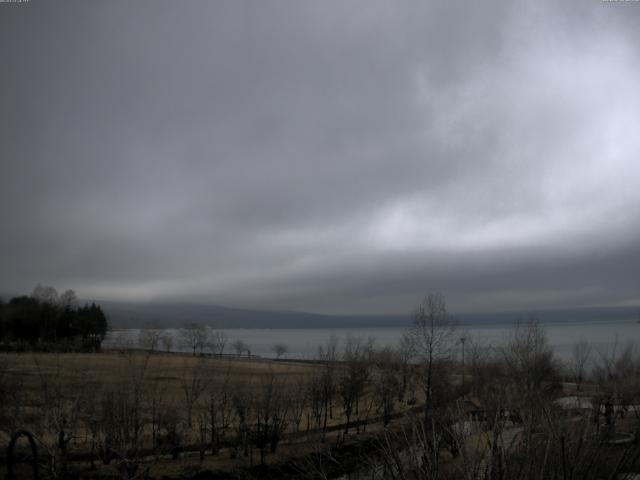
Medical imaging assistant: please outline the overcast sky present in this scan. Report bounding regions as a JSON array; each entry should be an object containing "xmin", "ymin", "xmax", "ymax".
[{"xmin": 2, "ymin": 1, "xmax": 640, "ymax": 314}]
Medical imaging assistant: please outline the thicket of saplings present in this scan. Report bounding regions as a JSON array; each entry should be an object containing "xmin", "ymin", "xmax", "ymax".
[{"xmin": 2, "ymin": 293, "xmax": 640, "ymax": 479}]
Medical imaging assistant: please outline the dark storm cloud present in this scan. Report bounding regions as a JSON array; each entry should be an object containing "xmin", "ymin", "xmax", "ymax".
[{"xmin": 2, "ymin": 0, "xmax": 640, "ymax": 313}]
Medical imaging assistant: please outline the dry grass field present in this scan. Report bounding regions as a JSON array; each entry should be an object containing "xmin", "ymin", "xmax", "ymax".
[
  {"xmin": 1, "ymin": 350, "xmax": 317, "ymax": 404},
  {"xmin": 0, "ymin": 350, "xmax": 416, "ymax": 479}
]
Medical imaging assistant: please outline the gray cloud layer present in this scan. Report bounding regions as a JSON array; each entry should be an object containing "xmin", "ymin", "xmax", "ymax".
[{"xmin": 2, "ymin": 0, "xmax": 640, "ymax": 313}]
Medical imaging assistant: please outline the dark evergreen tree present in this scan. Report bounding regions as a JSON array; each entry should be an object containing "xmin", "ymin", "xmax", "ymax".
[{"xmin": 0, "ymin": 287, "xmax": 109, "ymax": 351}]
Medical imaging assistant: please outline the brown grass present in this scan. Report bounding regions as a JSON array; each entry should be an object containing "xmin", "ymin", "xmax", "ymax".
[
  {"xmin": 1, "ymin": 351, "xmax": 318, "ymax": 403},
  {"xmin": 0, "ymin": 351, "xmax": 416, "ymax": 478}
]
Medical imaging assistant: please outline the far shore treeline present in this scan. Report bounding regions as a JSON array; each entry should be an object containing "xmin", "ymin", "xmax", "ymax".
[{"xmin": 0, "ymin": 284, "xmax": 108, "ymax": 352}]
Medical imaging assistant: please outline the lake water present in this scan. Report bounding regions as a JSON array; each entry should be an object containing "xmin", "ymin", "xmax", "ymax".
[{"xmin": 105, "ymin": 318, "xmax": 640, "ymax": 362}]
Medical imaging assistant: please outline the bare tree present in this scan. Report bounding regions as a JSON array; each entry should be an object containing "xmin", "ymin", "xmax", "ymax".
[
  {"xmin": 94, "ymin": 352, "xmax": 151, "ymax": 479},
  {"xmin": 206, "ymin": 366, "xmax": 235, "ymax": 455},
  {"xmin": 338, "ymin": 337, "xmax": 371, "ymax": 434},
  {"xmin": 0, "ymin": 359, "xmax": 23, "ymax": 435},
  {"xmin": 316, "ymin": 336, "xmax": 339, "ymax": 434},
  {"xmin": 373, "ymin": 347, "xmax": 401, "ymax": 426},
  {"xmin": 232, "ymin": 339, "xmax": 249, "ymax": 356},
  {"xmin": 32, "ymin": 283, "xmax": 59, "ymax": 304},
  {"xmin": 592, "ymin": 339, "xmax": 639, "ymax": 429},
  {"xmin": 465, "ymin": 336, "xmax": 493, "ymax": 396},
  {"xmin": 138, "ymin": 323, "xmax": 162, "ymax": 353},
  {"xmin": 112, "ymin": 330, "xmax": 135, "ymax": 352},
  {"xmin": 271, "ymin": 342, "xmax": 289, "ymax": 359},
  {"xmin": 161, "ymin": 333, "xmax": 173, "ymax": 353},
  {"xmin": 181, "ymin": 358, "xmax": 209, "ymax": 428},
  {"xmin": 230, "ymin": 382, "xmax": 253, "ymax": 460},
  {"xmin": 180, "ymin": 322, "xmax": 209, "ymax": 355},
  {"xmin": 406, "ymin": 292, "xmax": 456, "ymax": 419},
  {"xmin": 570, "ymin": 337, "xmax": 592, "ymax": 392},
  {"xmin": 502, "ymin": 319, "xmax": 559, "ymax": 397},
  {"xmin": 58, "ymin": 289, "xmax": 78, "ymax": 309},
  {"xmin": 498, "ymin": 320, "xmax": 561, "ymax": 470},
  {"xmin": 306, "ymin": 371, "xmax": 326, "ymax": 433},
  {"xmin": 252, "ymin": 370, "xmax": 291, "ymax": 464},
  {"xmin": 32, "ymin": 355, "xmax": 86, "ymax": 479},
  {"xmin": 288, "ymin": 374, "xmax": 309, "ymax": 433},
  {"xmin": 376, "ymin": 405, "xmax": 640, "ymax": 480},
  {"xmin": 147, "ymin": 374, "xmax": 170, "ymax": 457},
  {"xmin": 209, "ymin": 330, "xmax": 228, "ymax": 356},
  {"xmin": 395, "ymin": 335, "xmax": 414, "ymax": 404}
]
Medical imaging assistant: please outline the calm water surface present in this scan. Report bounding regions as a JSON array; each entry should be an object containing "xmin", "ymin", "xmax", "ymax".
[{"xmin": 105, "ymin": 319, "xmax": 640, "ymax": 361}]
